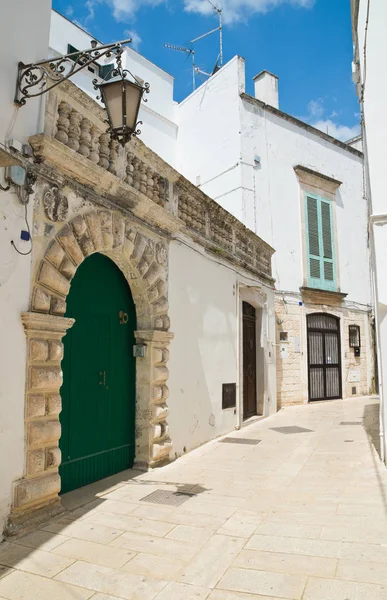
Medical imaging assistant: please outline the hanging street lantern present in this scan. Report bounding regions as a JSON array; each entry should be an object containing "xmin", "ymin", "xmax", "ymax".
[{"xmin": 93, "ymin": 50, "xmax": 150, "ymax": 146}]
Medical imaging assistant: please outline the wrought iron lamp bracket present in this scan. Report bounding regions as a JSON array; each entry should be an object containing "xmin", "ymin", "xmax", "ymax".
[{"xmin": 14, "ymin": 38, "xmax": 132, "ymax": 106}]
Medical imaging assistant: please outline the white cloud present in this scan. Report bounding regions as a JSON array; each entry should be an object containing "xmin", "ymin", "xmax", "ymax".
[
  {"xmin": 104, "ymin": 0, "xmax": 164, "ymax": 21},
  {"xmin": 124, "ymin": 29, "xmax": 142, "ymax": 49},
  {"xmin": 301, "ymin": 97, "xmax": 360, "ymax": 142},
  {"xmin": 65, "ymin": 5, "xmax": 74, "ymax": 16},
  {"xmin": 307, "ymin": 98, "xmax": 324, "ymax": 119},
  {"xmin": 184, "ymin": 0, "xmax": 315, "ymax": 24},
  {"xmin": 311, "ymin": 119, "xmax": 360, "ymax": 142}
]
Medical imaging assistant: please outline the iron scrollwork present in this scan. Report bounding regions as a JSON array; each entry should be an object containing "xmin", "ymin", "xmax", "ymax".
[{"xmin": 14, "ymin": 38, "xmax": 132, "ymax": 106}]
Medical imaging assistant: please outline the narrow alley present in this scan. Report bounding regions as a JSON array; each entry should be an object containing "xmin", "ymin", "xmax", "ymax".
[{"xmin": 0, "ymin": 396, "xmax": 385, "ymax": 600}]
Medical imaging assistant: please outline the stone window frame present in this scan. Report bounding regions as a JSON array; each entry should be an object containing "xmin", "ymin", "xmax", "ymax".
[{"xmin": 294, "ymin": 165, "xmax": 342, "ymax": 293}]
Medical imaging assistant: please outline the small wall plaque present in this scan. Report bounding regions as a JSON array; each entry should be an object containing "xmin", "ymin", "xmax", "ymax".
[{"xmin": 222, "ymin": 383, "xmax": 236, "ymax": 409}]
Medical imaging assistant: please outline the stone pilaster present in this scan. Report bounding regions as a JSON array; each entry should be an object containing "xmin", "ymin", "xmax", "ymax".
[
  {"xmin": 12, "ymin": 312, "xmax": 74, "ymax": 517},
  {"xmin": 134, "ymin": 329, "xmax": 174, "ymax": 468}
]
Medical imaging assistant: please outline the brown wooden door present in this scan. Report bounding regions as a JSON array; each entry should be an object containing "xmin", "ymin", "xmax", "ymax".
[{"xmin": 243, "ymin": 301, "xmax": 257, "ymax": 419}]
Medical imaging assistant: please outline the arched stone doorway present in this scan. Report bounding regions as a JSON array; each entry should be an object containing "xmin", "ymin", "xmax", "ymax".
[{"xmin": 12, "ymin": 209, "xmax": 173, "ymax": 519}]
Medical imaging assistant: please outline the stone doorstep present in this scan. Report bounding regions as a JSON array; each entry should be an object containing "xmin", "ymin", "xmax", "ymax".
[{"xmin": 5, "ymin": 498, "xmax": 64, "ymax": 539}]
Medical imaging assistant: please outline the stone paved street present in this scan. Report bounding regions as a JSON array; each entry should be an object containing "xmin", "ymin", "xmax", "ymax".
[{"xmin": 0, "ymin": 396, "xmax": 386, "ymax": 599}]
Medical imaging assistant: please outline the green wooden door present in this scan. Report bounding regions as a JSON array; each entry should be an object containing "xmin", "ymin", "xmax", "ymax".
[{"xmin": 59, "ymin": 253, "xmax": 136, "ymax": 494}]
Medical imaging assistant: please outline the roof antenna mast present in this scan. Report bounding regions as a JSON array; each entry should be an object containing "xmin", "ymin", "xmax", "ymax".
[
  {"xmin": 163, "ymin": 44, "xmax": 196, "ymax": 91},
  {"xmin": 164, "ymin": 1, "xmax": 223, "ymax": 91}
]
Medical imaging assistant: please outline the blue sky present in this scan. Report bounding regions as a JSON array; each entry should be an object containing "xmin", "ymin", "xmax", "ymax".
[{"xmin": 52, "ymin": 0, "xmax": 360, "ymax": 141}]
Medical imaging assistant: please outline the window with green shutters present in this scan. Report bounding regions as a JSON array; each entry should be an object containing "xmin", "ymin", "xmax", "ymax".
[{"xmin": 305, "ymin": 193, "xmax": 336, "ymax": 291}]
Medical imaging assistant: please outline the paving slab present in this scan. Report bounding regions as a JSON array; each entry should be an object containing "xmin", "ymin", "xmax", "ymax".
[{"xmin": 1, "ymin": 397, "xmax": 386, "ymax": 599}]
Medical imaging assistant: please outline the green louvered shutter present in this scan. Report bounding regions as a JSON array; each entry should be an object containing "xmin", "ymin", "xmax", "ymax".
[
  {"xmin": 307, "ymin": 196, "xmax": 322, "ymax": 287},
  {"xmin": 306, "ymin": 195, "xmax": 336, "ymax": 291},
  {"xmin": 321, "ymin": 200, "xmax": 335, "ymax": 289}
]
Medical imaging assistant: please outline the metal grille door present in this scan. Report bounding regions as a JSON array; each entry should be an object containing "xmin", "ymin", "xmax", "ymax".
[{"xmin": 307, "ymin": 314, "xmax": 341, "ymax": 401}]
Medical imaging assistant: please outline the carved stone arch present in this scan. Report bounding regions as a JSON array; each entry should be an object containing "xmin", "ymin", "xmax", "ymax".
[
  {"xmin": 31, "ymin": 209, "xmax": 170, "ymax": 332},
  {"xmin": 11, "ymin": 209, "xmax": 173, "ymax": 523}
]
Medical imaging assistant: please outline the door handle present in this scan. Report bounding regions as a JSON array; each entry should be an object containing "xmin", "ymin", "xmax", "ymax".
[{"xmin": 99, "ymin": 371, "xmax": 106, "ymax": 386}]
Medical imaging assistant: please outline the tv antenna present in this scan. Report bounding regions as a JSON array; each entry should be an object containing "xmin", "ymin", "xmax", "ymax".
[
  {"xmin": 190, "ymin": 0, "xmax": 223, "ymax": 69},
  {"xmin": 164, "ymin": 1, "xmax": 223, "ymax": 92},
  {"xmin": 164, "ymin": 43, "xmax": 196, "ymax": 91}
]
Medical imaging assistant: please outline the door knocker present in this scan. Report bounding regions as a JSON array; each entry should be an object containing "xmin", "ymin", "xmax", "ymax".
[{"xmin": 119, "ymin": 310, "xmax": 128, "ymax": 324}]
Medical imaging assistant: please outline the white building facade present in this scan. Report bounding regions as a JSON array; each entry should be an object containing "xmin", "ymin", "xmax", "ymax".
[
  {"xmin": 0, "ymin": 4, "xmax": 275, "ymax": 533},
  {"xmin": 175, "ymin": 57, "xmax": 374, "ymax": 408},
  {"xmin": 351, "ymin": 0, "xmax": 387, "ymax": 461},
  {"xmin": 49, "ymin": 11, "xmax": 375, "ymax": 410}
]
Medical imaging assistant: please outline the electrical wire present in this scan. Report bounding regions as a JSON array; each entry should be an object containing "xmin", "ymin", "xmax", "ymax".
[{"xmin": 11, "ymin": 203, "xmax": 32, "ymax": 256}]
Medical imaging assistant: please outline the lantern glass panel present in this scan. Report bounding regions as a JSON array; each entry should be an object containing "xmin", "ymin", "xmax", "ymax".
[{"xmin": 100, "ymin": 79, "xmax": 124, "ymax": 129}]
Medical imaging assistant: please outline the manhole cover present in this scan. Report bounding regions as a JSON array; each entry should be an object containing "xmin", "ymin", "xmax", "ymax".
[
  {"xmin": 340, "ymin": 422, "xmax": 362, "ymax": 426},
  {"xmin": 270, "ymin": 426, "xmax": 314, "ymax": 434},
  {"xmin": 220, "ymin": 438, "xmax": 261, "ymax": 445},
  {"xmin": 140, "ymin": 489, "xmax": 196, "ymax": 507}
]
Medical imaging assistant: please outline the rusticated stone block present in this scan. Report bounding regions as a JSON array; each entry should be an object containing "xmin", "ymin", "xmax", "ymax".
[
  {"xmin": 28, "ymin": 421, "xmax": 61, "ymax": 447},
  {"xmin": 153, "ymin": 348, "xmax": 170, "ymax": 365},
  {"xmin": 27, "ymin": 395, "xmax": 46, "ymax": 418},
  {"xmin": 152, "ymin": 404, "xmax": 168, "ymax": 422},
  {"xmin": 152, "ymin": 386, "xmax": 163, "ymax": 402},
  {"xmin": 131, "ymin": 233, "xmax": 148, "ymax": 262},
  {"xmin": 56, "ymin": 225, "xmax": 84, "ymax": 265},
  {"xmin": 30, "ymin": 366, "xmax": 62, "ymax": 391},
  {"xmin": 46, "ymin": 394, "xmax": 61, "ymax": 416},
  {"xmin": 85, "ymin": 212, "xmax": 103, "ymax": 250},
  {"xmin": 151, "ymin": 297, "xmax": 169, "ymax": 315},
  {"xmin": 100, "ymin": 211, "xmax": 113, "ymax": 250},
  {"xmin": 32, "ymin": 287, "xmax": 51, "ymax": 313},
  {"xmin": 113, "ymin": 214, "xmax": 125, "ymax": 248},
  {"xmin": 48, "ymin": 340, "xmax": 63, "ymax": 362},
  {"xmin": 51, "ymin": 296, "xmax": 66, "ymax": 315},
  {"xmin": 30, "ymin": 339, "xmax": 48, "ymax": 362},
  {"xmin": 27, "ymin": 450, "xmax": 45, "ymax": 476},
  {"xmin": 45, "ymin": 240, "xmax": 65, "ymax": 268},
  {"xmin": 151, "ymin": 441, "xmax": 172, "ymax": 462},
  {"xmin": 123, "ymin": 224, "xmax": 136, "ymax": 258},
  {"xmin": 45, "ymin": 447, "xmax": 61, "ymax": 469},
  {"xmin": 143, "ymin": 263, "xmax": 162, "ymax": 287},
  {"xmin": 14, "ymin": 473, "xmax": 60, "ymax": 509},
  {"xmin": 60, "ymin": 258, "xmax": 76, "ymax": 280},
  {"xmin": 152, "ymin": 424, "xmax": 162, "ymax": 440},
  {"xmin": 153, "ymin": 366, "xmax": 169, "ymax": 384},
  {"xmin": 38, "ymin": 262, "xmax": 70, "ymax": 297}
]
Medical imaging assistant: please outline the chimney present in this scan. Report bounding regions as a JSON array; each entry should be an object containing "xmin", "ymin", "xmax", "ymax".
[{"xmin": 253, "ymin": 70, "xmax": 279, "ymax": 109}]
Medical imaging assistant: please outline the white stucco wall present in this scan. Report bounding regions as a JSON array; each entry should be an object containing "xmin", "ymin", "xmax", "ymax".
[
  {"xmin": 0, "ymin": 0, "xmax": 51, "ymax": 533},
  {"xmin": 240, "ymin": 102, "xmax": 368, "ymax": 305},
  {"xmin": 168, "ymin": 238, "xmax": 276, "ymax": 456},
  {"xmin": 176, "ymin": 57, "xmax": 245, "ymax": 222},
  {"xmin": 352, "ymin": 0, "xmax": 387, "ymax": 460}
]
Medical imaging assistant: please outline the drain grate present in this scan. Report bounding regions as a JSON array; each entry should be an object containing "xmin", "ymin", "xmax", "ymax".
[
  {"xmin": 220, "ymin": 438, "xmax": 261, "ymax": 445},
  {"xmin": 270, "ymin": 426, "xmax": 314, "ymax": 434},
  {"xmin": 140, "ymin": 489, "xmax": 196, "ymax": 507},
  {"xmin": 340, "ymin": 422, "xmax": 362, "ymax": 426}
]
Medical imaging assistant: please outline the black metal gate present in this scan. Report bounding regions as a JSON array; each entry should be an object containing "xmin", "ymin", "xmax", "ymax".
[{"xmin": 307, "ymin": 313, "xmax": 342, "ymax": 401}]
